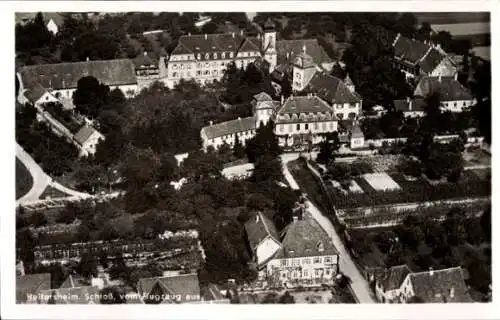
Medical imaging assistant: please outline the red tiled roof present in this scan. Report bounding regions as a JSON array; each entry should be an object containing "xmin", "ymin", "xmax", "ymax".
[
  {"xmin": 419, "ymin": 48, "xmax": 446, "ymax": 74},
  {"xmin": 377, "ymin": 264, "xmax": 412, "ymax": 291},
  {"xmin": 277, "ymin": 95, "xmax": 333, "ymax": 116},
  {"xmin": 393, "ymin": 34, "xmax": 431, "ymax": 64},
  {"xmin": 173, "ymin": 33, "xmax": 261, "ymax": 58},
  {"xmin": 137, "ymin": 273, "xmax": 201, "ymax": 303},
  {"xmin": 276, "ymin": 39, "xmax": 332, "ymax": 66},
  {"xmin": 394, "ymin": 98, "xmax": 426, "ymax": 112}
]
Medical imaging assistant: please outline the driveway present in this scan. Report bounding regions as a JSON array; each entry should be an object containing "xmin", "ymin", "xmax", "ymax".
[{"xmin": 280, "ymin": 152, "xmax": 376, "ymax": 303}]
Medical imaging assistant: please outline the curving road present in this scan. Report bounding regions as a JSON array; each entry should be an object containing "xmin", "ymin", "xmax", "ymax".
[
  {"xmin": 280, "ymin": 152, "xmax": 376, "ymax": 303},
  {"xmin": 16, "ymin": 142, "xmax": 92, "ymax": 206}
]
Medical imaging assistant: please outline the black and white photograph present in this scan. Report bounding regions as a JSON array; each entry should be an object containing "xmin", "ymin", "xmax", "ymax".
[{"xmin": 2, "ymin": 1, "xmax": 497, "ymax": 319}]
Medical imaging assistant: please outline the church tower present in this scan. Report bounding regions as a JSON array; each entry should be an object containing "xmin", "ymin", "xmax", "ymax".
[{"xmin": 262, "ymin": 19, "xmax": 277, "ymax": 72}]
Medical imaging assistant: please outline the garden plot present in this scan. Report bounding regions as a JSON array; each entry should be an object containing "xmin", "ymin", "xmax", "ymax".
[{"xmin": 362, "ymin": 173, "xmax": 401, "ymax": 191}]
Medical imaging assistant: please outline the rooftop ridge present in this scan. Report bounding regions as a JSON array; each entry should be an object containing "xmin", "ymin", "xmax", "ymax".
[
  {"xmin": 409, "ymin": 266, "xmax": 463, "ymax": 277},
  {"xmin": 22, "ymin": 58, "xmax": 133, "ymax": 70},
  {"xmin": 258, "ymin": 212, "xmax": 277, "ymax": 242}
]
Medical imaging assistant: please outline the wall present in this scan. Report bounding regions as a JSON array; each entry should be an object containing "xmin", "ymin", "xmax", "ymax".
[
  {"xmin": 430, "ymin": 57, "xmax": 458, "ymax": 77},
  {"xmin": 332, "ymin": 102, "xmax": 361, "ymax": 120},
  {"xmin": 255, "ymin": 237, "xmax": 281, "ymax": 267}
]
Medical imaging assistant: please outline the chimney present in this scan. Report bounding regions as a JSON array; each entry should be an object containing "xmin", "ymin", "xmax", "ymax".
[
  {"xmin": 454, "ymin": 73, "xmax": 458, "ymax": 81},
  {"xmin": 188, "ymin": 32, "xmax": 191, "ymax": 36},
  {"xmin": 438, "ymin": 75, "xmax": 442, "ymax": 83},
  {"xmin": 286, "ymin": 52, "xmax": 290, "ymax": 60},
  {"xmin": 240, "ymin": 29, "xmax": 244, "ymax": 36},
  {"xmin": 86, "ymin": 57, "xmax": 89, "ymax": 62},
  {"xmin": 238, "ymin": 117, "xmax": 241, "ymax": 121},
  {"xmin": 409, "ymin": 100, "xmax": 412, "ymax": 111},
  {"xmin": 255, "ymin": 214, "xmax": 260, "ymax": 223},
  {"xmin": 204, "ymin": 34, "xmax": 207, "ymax": 40},
  {"xmin": 429, "ymin": 267, "xmax": 434, "ymax": 276},
  {"xmin": 303, "ymin": 44, "xmax": 306, "ymax": 54},
  {"xmin": 450, "ymin": 287, "xmax": 455, "ymax": 298},
  {"xmin": 232, "ymin": 32, "xmax": 235, "ymax": 38},
  {"xmin": 406, "ymin": 97, "xmax": 410, "ymax": 103},
  {"xmin": 144, "ymin": 51, "xmax": 148, "ymax": 56},
  {"xmin": 209, "ymin": 120, "xmax": 213, "ymax": 126},
  {"xmin": 293, "ymin": 216, "xmax": 298, "ymax": 222}
]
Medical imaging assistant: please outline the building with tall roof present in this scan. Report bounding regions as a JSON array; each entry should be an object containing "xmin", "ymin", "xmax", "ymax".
[
  {"xmin": 244, "ymin": 212, "xmax": 281, "ymax": 271},
  {"xmin": 414, "ymin": 75, "xmax": 476, "ymax": 112},
  {"xmin": 374, "ymin": 265, "xmax": 474, "ymax": 303},
  {"xmin": 137, "ymin": 273, "xmax": 202, "ymax": 304},
  {"xmin": 392, "ymin": 33, "xmax": 457, "ymax": 79},
  {"xmin": 17, "ymin": 59, "xmax": 138, "ymax": 108},
  {"xmin": 247, "ymin": 213, "xmax": 340, "ymax": 288}
]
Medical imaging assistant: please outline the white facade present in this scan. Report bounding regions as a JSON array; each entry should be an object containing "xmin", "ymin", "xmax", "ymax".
[
  {"xmin": 255, "ymin": 237, "xmax": 282, "ymax": 267},
  {"xmin": 440, "ymin": 99, "xmax": 476, "ymax": 112},
  {"xmin": 201, "ymin": 127, "xmax": 256, "ymax": 151},
  {"xmin": 79, "ymin": 131, "xmax": 105, "ymax": 157},
  {"xmin": 46, "ymin": 19, "xmax": 59, "ymax": 35},
  {"xmin": 332, "ymin": 102, "xmax": 361, "ymax": 120},
  {"xmin": 265, "ymin": 254, "xmax": 339, "ymax": 287}
]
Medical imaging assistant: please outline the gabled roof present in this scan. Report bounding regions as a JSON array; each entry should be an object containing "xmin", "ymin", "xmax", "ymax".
[
  {"xmin": 74, "ymin": 125, "xmax": 101, "ymax": 145},
  {"xmin": 253, "ymin": 91, "xmax": 273, "ymax": 102},
  {"xmin": 393, "ymin": 34, "xmax": 432, "ymax": 64},
  {"xmin": 244, "ymin": 212, "xmax": 280, "ymax": 250},
  {"xmin": 133, "ymin": 52, "xmax": 158, "ymax": 68},
  {"xmin": 173, "ymin": 33, "xmax": 261, "ymax": 57},
  {"xmin": 201, "ymin": 116, "xmax": 256, "ymax": 140},
  {"xmin": 24, "ymin": 83, "xmax": 49, "ymax": 102},
  {"xmin": 408, "ymin": 267, "xmax": 473, "ymax": 303},
  {"xmin": 351, "ymin": 123, "xmax": 364, "ymax": 138},
  {"xmin": 414, "ymin": 76, "xmax": 473, "ymax": 101},
  {"xmin": 294, "ymin": 52, "xmax": 316, "ymax": 69},
  {"xmin": 137, "ymin": 273, "xmax": 201, "ymax": 303},
  {"xmin": 39, "ymin": 286, "xmax": 101, "ymax": 304},
  {"xmin": 278, "ymin": 95, "xmax": 333, "ymax": 115},
  {"xmin": 16, "ymin": 273, "xmax": 52, "ymax": 303},
  {"xmin": 419, "ymin": 48, "xmax": 446, "ymax": 74},
  {"xmin": 377, "ymin": 264, "xmax": 412, "ymax": 291},
  {"xmin": 274, "ymin": 216, "xmax": 339, "ymax": 259},
  {"xmin": 19, "ymin": 59, "xmax": 137, "ymax": 91},
  {"xmin": 305, "ymin": 72, "xmax": 362, "ymax": 104},
  {"xmin": 394, "ymin": 98, "xmax": 426, "ymax": 113},
  {"xmin": 276, "ymin": 39, "xmax": 332, "ymax": 66},
  {"xmin": 344, "ymin": 73, "xmax": 354, "ymax": 87}
]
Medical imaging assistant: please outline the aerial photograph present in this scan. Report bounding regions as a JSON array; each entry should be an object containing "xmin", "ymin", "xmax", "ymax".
[{"xmin": 14, "ymin": 11, "xmax": 491, "ymax": 306}]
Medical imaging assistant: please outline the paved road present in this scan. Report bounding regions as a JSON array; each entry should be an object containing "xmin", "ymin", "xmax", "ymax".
[
  {"xmin": 280, "ymin": 153, "xmax": 376, "ymax": 304},
  {"xmin": 16, "ymin": 143, "xmax": 51, "ymax": 204},
  {"xmin": 16, "ymin": 142, "xmax": 92, "ymax": 206}
]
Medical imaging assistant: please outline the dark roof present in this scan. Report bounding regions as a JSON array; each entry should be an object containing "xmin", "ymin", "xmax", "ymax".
[
  {"xmin": 393, "ymin": 98, "xmax": 426, "ymax": 113},
  {"xmin": 133, "ymin": 52, "xmax": 158, "ymax": 68},
  {"xmin": 24, "ymin": 83, "xmax": 49, "ymax": 102},
  {"xmin": 278, "ymin": 95, "xmax": 333, "ymax": 115},
  {"xmin": 344, "ymin": 73, "xmax": 354, "ymax": 87},
  {"xmin": 293, "ymin": 52, "xmax": 316, "ymax": 69},
  {"xmin": 419, "ymin": 48, "xmax": 446, "ymax": 74},
  {"xmin": 19, "ymin": 59, "xmax": 137, "ymax": 91},
  {"xmin": 339, "ymin": 119, "xmax": 355, "ymax": 132},
  {"xmin": 377, "ymin": 265, "xmax": 412, "ymax": 291},
  {"xmin": 274, "ymin": 217, "xmax": 339, "ymax": 259},
  {"xmin": 276, "ymin": 39, "xmax": 332, "ymax": 66},
  {"xmin": 137, "ymin": 273, "xmax": 201, "ymax": 303},
  {"xmin": 244, "ymin": 212, "xmax": 280, "ymax": 250},
  {"xmin": 393, "ymin": 34, "xmax": 432, "ymax": 64},
  {"xmin": 305, "ymin": 72, "xmax": 362, "ymax": 104},
  {"xmin": 16, "ymin": 273, "xmax": 52, "ymax": 303},
  {"xmin": 201, "ymin": 284, "xmax": 226, "ymax": 301},
  {"xmin": 38, "ymin": 286, "xmax": 101, "ymax": 304},
  {"xmin": 408, "ymin": 267, "xmax": 473, "ymax": 303},
  {"xmin": 74, "ymin": 126, "xmax": 100, "ymax": 145},
  {"xmin": 351, "ymin": 124, "xmax": 364, "ymax": 138},
  {"xmin": 414, "ymin": 76, "xmax": 473, "ymax": 101},
  {"xmin": 201, "ymin": 116, "xmax": 256, "ymax": 140},
  {"xmin": 173, "ymin": 33, "xmax": 261, "ymax": 57}
]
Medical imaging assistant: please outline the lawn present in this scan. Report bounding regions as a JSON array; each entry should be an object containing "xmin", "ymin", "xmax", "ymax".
[{"xmin": 16, "ymin": 157, "xmax": 33, "ymax": 200}]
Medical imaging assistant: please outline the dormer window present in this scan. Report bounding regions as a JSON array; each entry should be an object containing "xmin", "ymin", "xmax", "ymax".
[
  {"xmin": 214, "ymin": 53, "xmax": 218, "ymax": 59},
  {"xmin": 222, "ymin": 52, "xmax": 226, "ymax": 59},
  {"xmin": 205, "ymin": 53, "xmax": 209, "ymax": 60},
  {"xmin": 230, "ymin": 52, "xmax": 234, "ymax": 58},
  {"xmin": 317, "ymin": 241, "xmax": 324, "ymax": 252},
  {"xmin": 197, "ymin": 53, "xmax": 201, "ymax": 60}
]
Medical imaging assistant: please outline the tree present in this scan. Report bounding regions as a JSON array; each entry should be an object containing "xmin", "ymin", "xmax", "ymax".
[
  {"xmin": 261, "ymin": 292, "xmax": 279, "ymax": 303},
  {"xmin": 425, "ymin": 144, "xmax": 464, "ymax": 181},
  {"xmin": 100, "ymin": 287, "xmax": 126, "ymax": 304},
  {"xmin": 480, "ymin": 206, "xmax": 491, "ymax": 242},
  {"xmin": 278, "ymin": 291, "xmax": 295, "ymax": 304},
  {"xmin": 281, "ymin": 73, "xmax": 292, "ymax": 99},
  {"xmin": 77, "ymin": 252, "xmax": 98, "ymax": 278},
  {"xmin": 326, "ymin": 163, "xmax": 351, "ymax": 182},
  {"xmin": 416, "ymin": 21, "xmax": 432, "ymax": 42},
  {"xmin": 233, "ymin": 134, "xmax": 246, "ymax": 159},
  {"xmin": 109, "ymin": 253, "xmax": 131, "ymax": 281},
  {"xmin": 443, "ymin": 208, "xmax": 467, "ymax": 246},
  {"xmin": 30, "ymin": 211, "xmax": 47, "ymax": 227},
  {"xmin": 251, "ymin": 155, "xmax": 283, "ymax": 183},
  {"xmin": 181, "ymin": 149, "xmax": 223, "ymax": 182},
  {"xmin": 317, "ymin": 132, "xmax": 340, "ymax": 165},
  {"xmin": 245, "ymin": 120, "xmax": 282, "ymax": 163},
  {"xmin": 73, "ymin": 76, "xmax": 110, "ymax": 119},
  {"xmin": 397, "ymin": 158, "xmax": 422, "ymax": 177}
]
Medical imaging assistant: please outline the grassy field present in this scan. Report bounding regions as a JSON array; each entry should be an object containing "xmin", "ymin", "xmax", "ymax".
[
  {"xmin": 16, "ymin": 157, "xmax": 33, "ymax": 200},
  {"xmin": 413, "ymin": 12, "xmax": 490, "ymax": 24}
]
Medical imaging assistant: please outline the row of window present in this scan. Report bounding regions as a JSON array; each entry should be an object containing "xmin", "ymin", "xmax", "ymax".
[
  {"xmin": 195, "ymin": 52, "xmax": 234, "ymax": 61},
  {"xmin": 281, "ymin": 268, "xmax": 333, "ymax": 279},
  {"xmin": 279, "ymin": 256, "xmax": 334, "ymax": 267},
  {"xmin": 336, "ymin": 112, "xmax": 357, "ymax": 120},
  {"xmin": 276, "ymin": 122, "xmax": 335, "ymax": 133},
  {"xmin": 335, "ymin": 103, "xmax": 358, "ymax": 109}
]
